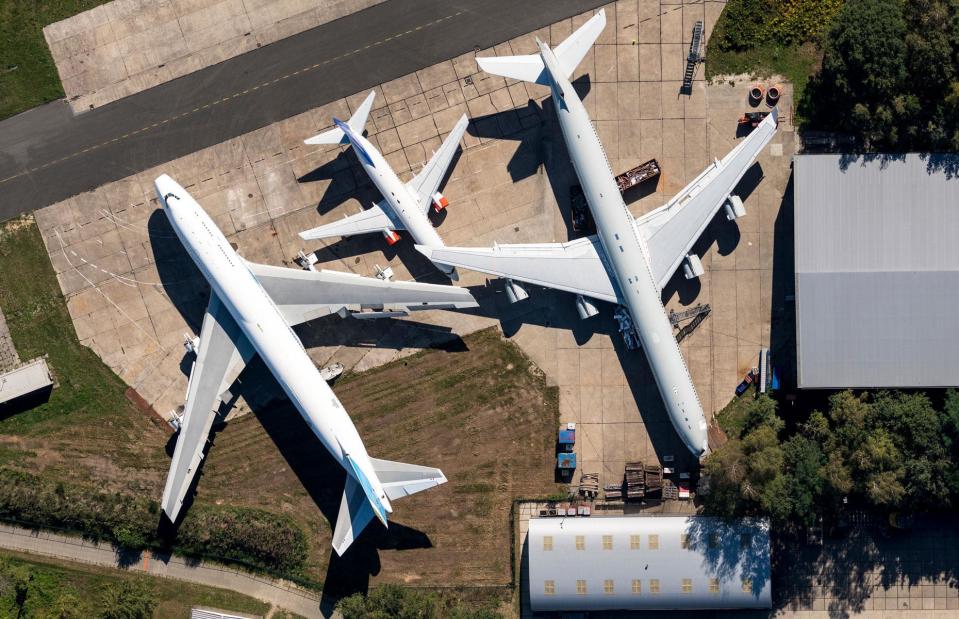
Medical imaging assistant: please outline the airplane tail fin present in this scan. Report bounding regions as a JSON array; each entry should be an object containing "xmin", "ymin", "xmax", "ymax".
[
  {"xmin": 331, "ymin": 456, "xmax": 447, "ymax": 556},
  {"xmin": 304, "ymin": 90, "xmax": 376, "ymax": 145},
  {"xmin": 475, "ymin": 9, "xmax": 605, "ymax": 84}
]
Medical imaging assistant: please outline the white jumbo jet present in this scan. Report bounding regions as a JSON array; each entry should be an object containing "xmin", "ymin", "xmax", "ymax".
[
  {"xmin": 417, "ymin": 10, "xmax": 778, "ymax": 456},
  {"xmin": 300, "ymin": 90, "xmax": 469, "ymax": 280},
  {"xmin": 154, "ymin": 174, "xmax": 478, "ymax": 555}
]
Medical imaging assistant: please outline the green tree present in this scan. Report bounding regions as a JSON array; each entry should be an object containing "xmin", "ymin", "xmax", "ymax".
[
  {"xmin": 781, "ymin": 435, "xmax": 825, "ymax": 527},
  {"xmin": 337, "ymin": 585, "xmax": 501, "ymax": 619},
  {"xmin": 703, "ymin": 398, "xmax": 789, "ymax": 522},
  {"xmin": 802, "ymin": 0, "xmax": 909, "ymax": 147},
  {"xmin": 99, "ymin": 581, "xmax": 156, "ymax": 619}
]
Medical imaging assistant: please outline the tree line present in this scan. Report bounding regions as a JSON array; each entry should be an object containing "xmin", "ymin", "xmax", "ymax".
[{"xmin": 703, "ymin": 391, "xmax": 959, "ymax": 528}]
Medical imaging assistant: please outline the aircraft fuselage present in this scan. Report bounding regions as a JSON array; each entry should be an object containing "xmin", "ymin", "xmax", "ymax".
[
  {"xmin": 347, "ymin": 129, "xmax": 457, "ymax": 278},
  {"xmin": 540, "ymin": 44, "xmax": 709, "ymax": 455},
  {"xmin": 158, "ymin": 177, "xmax": 393, "ymax": 513}
]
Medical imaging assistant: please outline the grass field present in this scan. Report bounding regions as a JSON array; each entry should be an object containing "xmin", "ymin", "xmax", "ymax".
[
  {"xmin": 0, "ymin": 1, "xmax": 111, "ymax": 120},
  {"xmin": 201, "ymin": 327, "xmax": 563, "ymax": 590},
  {"xmin": 706, "ymin": 42, "xmax": 821, "ymax": 106},
  {"xmin": 0, "ymin": 549, "xmax": 273, "ymax": 617},
  {"xmin": 0, "ymin": 216, "xmax": 563, "ymax": 593},
  {"xmin": 0, "ymin": 216, "xmax": 169, "ymax": 479}
]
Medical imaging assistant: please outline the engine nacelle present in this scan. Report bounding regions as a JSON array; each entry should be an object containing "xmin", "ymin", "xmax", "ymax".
[
  {"xmin": 724, "ymin": 195, "xmax": 746, "ymax": 220},
  {"xmin": 382, "ymin": 229, "xmax": 401, "ymax": 245},
  {"xmin": 431, "ymin": 191, "xmax": 449, "ymax": 213},
  {"xmin": 504, "ymin": 278, "xmax": 529, "ymax": 304},
  {"xmin": 575, "ymin": 294, "xmax": 600, "ymax": 319},
  {"xmin": 683, "ymin": 253, "xmax": 705, "ymax": 280}
]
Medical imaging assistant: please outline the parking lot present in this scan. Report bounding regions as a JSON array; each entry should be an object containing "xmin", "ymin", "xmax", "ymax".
[{"xmin": 34, "ymin": 0, "xmax": 794, "ymax": 500}]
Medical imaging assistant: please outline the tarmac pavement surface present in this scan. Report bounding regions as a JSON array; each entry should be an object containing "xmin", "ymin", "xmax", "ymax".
[{"xmin": 0, "ymin": 0, "xmax": 607, "ymax": 216}]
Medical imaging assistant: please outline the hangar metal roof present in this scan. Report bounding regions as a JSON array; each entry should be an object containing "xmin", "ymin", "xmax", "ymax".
[
  {"xmin": 794, "ymin": 154, "xmax": 959, "ymax": 388},
  {"xmin": 527, "ymin": 516, "xmax": 771, "ymax": 612}
]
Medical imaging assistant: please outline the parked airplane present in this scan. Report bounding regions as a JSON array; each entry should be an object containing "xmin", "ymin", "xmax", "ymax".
[
  {"xmin": 417, "ymin": 10, "xmax": 778, "ymax": 456},
  {"xmin": 300, "ymin": 90, "xmax": 469, "ymax": 280},
  {"xmin": 155, "ymin": 175, "xmax": 477, "ymax": 554}
]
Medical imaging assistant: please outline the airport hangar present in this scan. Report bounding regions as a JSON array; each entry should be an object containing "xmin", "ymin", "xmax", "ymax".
[
  {"xmin": 794, "ymin": 153, "xmax": 959, "ymax": 389},
  {"xmin": 526, "ymin": 515, "xmax": 771, "ymax": 612}
]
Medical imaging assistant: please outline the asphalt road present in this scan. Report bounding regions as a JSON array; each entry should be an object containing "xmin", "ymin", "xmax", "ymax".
[{"xmin": 0, "ymin": 0, "xmax": 609, "ymax": 217}]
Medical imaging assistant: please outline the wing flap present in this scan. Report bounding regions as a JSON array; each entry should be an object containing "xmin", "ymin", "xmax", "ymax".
[
  {"xmin": 639, "ymin": 108, "xmax": 779, "ymax": 288},
  {"xmin": 417, "ymin": 237, "xmax": 622, "ymax": 304},
  {"xmin": 299, "ymin": 201, "xmax": 400, "ymax": 241},
  {"xmin": 408, "ymin": 114, "xmax": 469, "ymax": 213},
  {"xmin": 161, "ymin": 294, "xmax": 254, "ymax": 522},
  {"xmin": 247, "ymin": 261, "xmax": 478, "ymax": 325}
]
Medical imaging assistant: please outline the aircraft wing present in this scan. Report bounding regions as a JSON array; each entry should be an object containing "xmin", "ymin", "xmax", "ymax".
[
  {"xmin": 407, "ymin": 114, "xmax": 469, "ymax": 213},
  {"xmin": 637, "ymin": 108, "xmax": 778, "ymax": 289},
  {"xmin": 417, "ymin": 237, "xmax": 623, "ymax": 304},
  {"xmin": 161, "ymin": 293, "xmax": 255, "ymax": 522},
  {"xmin": 246, "ymin": 261, "xmax": 478, "ymax": 325},
  {"xmin": 299, "ymin": 201, "xmax": 402, "ymax": 241}
]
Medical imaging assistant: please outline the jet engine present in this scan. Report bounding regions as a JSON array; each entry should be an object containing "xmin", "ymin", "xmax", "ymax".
[
  {"xmin": 683, "ymin": 253, "xmax": 705, "ymax": 279},
  {"xmin": 575, "ymin": 294, "xmax": 600, "ymax": 319},
  {"xmin": 504, "ymin": 278, "xmax": 529, "ymax": 304},
  {"xmin": 431, "ymin": 192, "xmax": 449, "ymax": 213},
  {"xmin": 724, "ymin": 195, "xmax": 746, "ymax": 220},
  {"xmin": 382, "ymin": 229, "xmax": 401, "ymax": 245}
]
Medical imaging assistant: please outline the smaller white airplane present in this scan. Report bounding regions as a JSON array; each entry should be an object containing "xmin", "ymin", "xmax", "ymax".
[
  {"xmin": 155, "ymin": 174, "xmax": 478, "ymax": 555},
  {"xmin": 300, "ymin": 90, "xmax": 469, "ymax": 280}
]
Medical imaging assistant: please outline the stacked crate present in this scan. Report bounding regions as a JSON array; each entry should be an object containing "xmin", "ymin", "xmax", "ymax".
[
  {"xmin": 644, "ymin": 464, "xmax": 663, "ymax": 495},
  {"xmin": 625, "ymin": 461, "xmax": 646, "ymax": 499},
  {"xmin": 603, "ymin": 483, "xmax": 623, "ymax": 501}
]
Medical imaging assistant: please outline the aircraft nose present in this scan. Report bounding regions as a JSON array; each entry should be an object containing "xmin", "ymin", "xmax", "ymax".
[{"xmin": 154, "ymin": 174, "xmax": 183, "ymax": 207}]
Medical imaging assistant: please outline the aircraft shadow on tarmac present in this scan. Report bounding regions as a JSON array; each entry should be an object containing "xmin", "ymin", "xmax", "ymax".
[{"xmin": 465, "ymin": 76, "xmax": 592, "ymax": 241}]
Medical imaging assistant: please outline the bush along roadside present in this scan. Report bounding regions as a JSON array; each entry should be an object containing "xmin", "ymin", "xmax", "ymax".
[{"xmin": 0, "ymin": 467, "xmax": 308, "ymax": 578}]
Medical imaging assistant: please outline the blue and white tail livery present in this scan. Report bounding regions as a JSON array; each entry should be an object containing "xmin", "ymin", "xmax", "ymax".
[
  {"xmin": 300, "ymin": 90, "xmax": 469, "ymax": 280},
  {"xmin": 334, "ymin": 454, "xmax": 446, "ymax": 555}
]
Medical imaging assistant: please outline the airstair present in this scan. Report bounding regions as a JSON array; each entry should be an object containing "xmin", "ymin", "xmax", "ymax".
[{"xmin": 681, "ymin": 20, "xmax": 704, "ymax": 95}]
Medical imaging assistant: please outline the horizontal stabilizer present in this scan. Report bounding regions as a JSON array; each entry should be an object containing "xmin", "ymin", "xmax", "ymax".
[
  {"xmin": 370, "ymin": 457, "xmax": 448, "ymax": 500},
  {"xmin": 305, "ymin": 90, "xmax": 376, "ymax": 145},
  {"xmin": 332, "ymin": 475, "xmax": 376, "ymax": 556},
  {"xmin": 476, "ymin": 54, "xmax": 548, "ymax": 85},
  {"xmin": 551, "ymin": 9, "xmax": 606, "ymax": 78},
  {"xmin": 475, "ymin": 9, "xmax": 605, "ymax": 84}
]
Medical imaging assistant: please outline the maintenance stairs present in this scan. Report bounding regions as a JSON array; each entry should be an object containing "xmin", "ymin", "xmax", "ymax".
[
  {"xmin": 681, "ymin": 20, "xmax": 704, "ymax": 95},
  {"xmin": 670, "ymin": 303, "xmax": 711, "ymax": 343}
]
